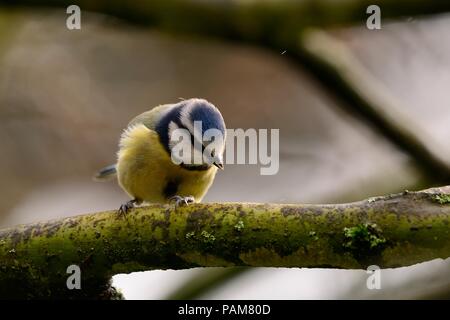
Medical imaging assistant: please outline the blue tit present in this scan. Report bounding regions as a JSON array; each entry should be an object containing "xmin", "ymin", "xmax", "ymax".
[{"xmin": 95, "ymin": 98, "xmax": 226, "ymax": 214}]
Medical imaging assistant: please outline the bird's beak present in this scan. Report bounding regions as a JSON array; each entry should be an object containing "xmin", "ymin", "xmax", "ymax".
[{"xmin": 213, "ymin": 161, "xmax": 224, "ymax": 170}]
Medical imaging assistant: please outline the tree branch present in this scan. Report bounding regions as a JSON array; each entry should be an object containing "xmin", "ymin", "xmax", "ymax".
[
  {"xmin": 1, "ymin": 186, "xmax": 449, "ymax": 298},
  {"xmin": 3, "ymin": 0, "xmax": 450, "ymax": 47},
  {"xmin": 297, "ymin": 29, "xmax": 450, "ymax": 183}
]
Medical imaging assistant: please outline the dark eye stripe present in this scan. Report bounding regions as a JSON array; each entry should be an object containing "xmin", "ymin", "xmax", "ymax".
[
  {"xmin": 155, "ymin": 99, "xmax": 223, "ymax": 168},
  {"xmin": 171, "ymin": 118, "xmax": 205, "ymax": 154}
]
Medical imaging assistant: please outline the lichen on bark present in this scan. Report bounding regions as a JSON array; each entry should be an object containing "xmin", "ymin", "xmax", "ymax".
[{"xmin": 0, "ymin": 186, "xmax": 449, "ymax": 298}]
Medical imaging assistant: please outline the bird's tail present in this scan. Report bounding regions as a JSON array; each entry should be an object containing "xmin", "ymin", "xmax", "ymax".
[{"xmin": 93, "ymin": 164, "xmax": 117, "ymax": 181}]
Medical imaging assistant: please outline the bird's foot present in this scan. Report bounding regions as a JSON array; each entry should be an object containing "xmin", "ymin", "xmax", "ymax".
[
  {"xmin": 169, "ymin": 195, "xmax": 195, "ymax": 208},
  {"xmin": 118, "ymin": 199, "xmax": 139, "ymax": 217}
]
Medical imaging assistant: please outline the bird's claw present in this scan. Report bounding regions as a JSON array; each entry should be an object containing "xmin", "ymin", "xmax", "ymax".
[
  {"xmin": 170, "ymin": 195, "xmax": 195, "ymax": 207},
  {"xmin": 117, "ymin": 199, "xmax": 138, "ymax": 217}
]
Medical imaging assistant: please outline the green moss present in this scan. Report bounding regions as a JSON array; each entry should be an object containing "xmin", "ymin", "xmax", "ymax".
[
  {"xmin": 344, "ymin": 223, "xmax": 386, "ymax": 249},
  {"xmin": 179, "ymin": 252, "xmax": 235, "ymax": 267},
  {"xmin": 308, "ymin": 231, "xmax": 319, "ymax": 241},
  {"xmin": 111, "ymin": 261, "xmax": 147, "ymax": 274},
  {"xmin": 200, "ymin": 230, "xmax": 216, "ymax": 244},
  {"xmin": 433, "ymin": 194, "xmax": 450, "ymax": 205},
  {"xmin": 239, "ymin": 246, "xmax": 358, "ymax": 268},
  {"xmin": 342, "ymin": 223, "xmax": 387, "ymax": 264},
  {"xmin": 153, "ymin": 226, "xmax": 163, "ymax": 240},
  {"xmin": 185, "ymin": 229, "xmax": 216, "ymax": 247},
  {"xmin": 234, "ymin": 220, "xmax": 245, "ymax": 232},
  {"xmin": 185, "ymin": 231, "xmax": 195, "ymax": 239}
]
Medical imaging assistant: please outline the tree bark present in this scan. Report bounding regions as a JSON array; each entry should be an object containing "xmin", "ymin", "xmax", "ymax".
[{"xmin": 1, "ymin": 186, "xmax": 449, "ymax": 298}]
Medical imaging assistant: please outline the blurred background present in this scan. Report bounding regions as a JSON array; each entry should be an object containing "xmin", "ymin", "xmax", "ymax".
[{"xmin": 0, "ymin": 0, "xmax": 449, "ymax": 299}]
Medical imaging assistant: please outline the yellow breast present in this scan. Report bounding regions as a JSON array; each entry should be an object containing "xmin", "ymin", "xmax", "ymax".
[{"xmin": 116, "ymin": 124, "xmax": 217, "ymax": 204}]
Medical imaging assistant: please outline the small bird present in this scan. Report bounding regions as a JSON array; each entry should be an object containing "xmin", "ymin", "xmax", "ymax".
[{"xmin": 95, "ymin": 98, "xmax": 226, "ymax": 214}]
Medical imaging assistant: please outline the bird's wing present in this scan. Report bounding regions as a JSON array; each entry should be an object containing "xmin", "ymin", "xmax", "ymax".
[
  {"xmin": 93, "ymin": 164, "xmax": 117, "ymax": 181},
  {"xmin": 127, "ymin": 104, "xmax": 174, "ymax": 130}
]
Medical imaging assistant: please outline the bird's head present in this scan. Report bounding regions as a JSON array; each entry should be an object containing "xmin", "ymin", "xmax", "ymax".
[{"xmin": 157, "ymin": 98, "xmax": 226, "ymax": 170}]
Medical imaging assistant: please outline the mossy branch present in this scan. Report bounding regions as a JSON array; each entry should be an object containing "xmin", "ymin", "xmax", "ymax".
[{"xmin": 1, "ymin": 186, "xmax": 450, "ymax": 298}]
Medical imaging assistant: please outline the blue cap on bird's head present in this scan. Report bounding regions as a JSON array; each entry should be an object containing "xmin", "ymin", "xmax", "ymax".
[{"xmin": 156, "ymin": 98, "xmax": 226, "ymax": 170}]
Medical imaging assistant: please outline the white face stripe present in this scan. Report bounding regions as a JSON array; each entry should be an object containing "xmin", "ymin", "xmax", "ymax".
[
  {"xmin": 170, "ymin": 98, "xmax": 226, "ymax": 165},
  {"xmin": 168, "ymin": 121, "xmax": 181, "ymax": 151},
  {"xmin": 168, "ymin": 119, "xmax": 204, "ymax": 166},
  {"xmin": 179, "ymin": 100, "xmax": 196, "ymax": 134}
]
